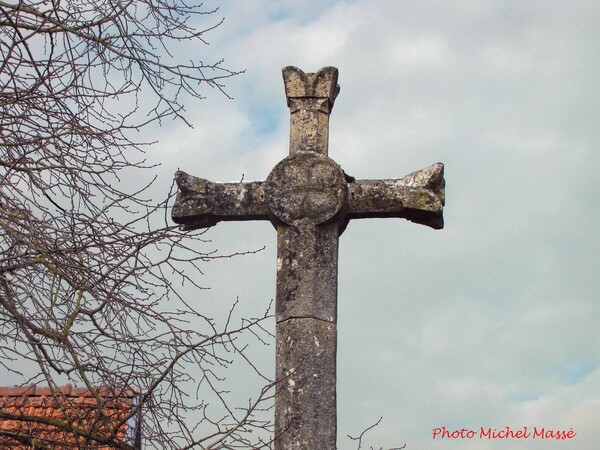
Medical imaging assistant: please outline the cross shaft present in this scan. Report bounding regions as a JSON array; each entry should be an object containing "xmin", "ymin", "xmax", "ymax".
[{"xmin": 172, "ymin": 66, "xmax": 444, "ymax": 449}]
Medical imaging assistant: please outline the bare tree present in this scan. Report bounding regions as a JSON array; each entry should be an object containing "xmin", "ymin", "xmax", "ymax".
[{"xmin": 0, "ymin": 1, "xmax": 274, "ymax": 448}]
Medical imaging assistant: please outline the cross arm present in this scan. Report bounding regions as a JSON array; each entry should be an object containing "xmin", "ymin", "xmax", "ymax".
[
  {"xmin": 346, "ymin": 163, "xmax": 445, "ymax": 229},
  {"xmin": 171, "ymin": 171, "xmax": 269, "ymax": 230}
]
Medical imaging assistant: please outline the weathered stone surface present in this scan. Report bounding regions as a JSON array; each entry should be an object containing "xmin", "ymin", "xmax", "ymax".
[
  {"xmin": 346, "ymin": 162, "xmax": 445, "ymax": 229},
  {"xmin": 283, "ymin": 67, "xmax": 339, "ymax": 156},
  {"xmin": 171, "ymin": 171, "xmax": 269, "ymax": 230},
  {"xmin": 275, "ymin": 223, "xmax": 338, "ymax": 323},
  {"xmin": 275, "ymin": 317, "xmax": 336, "ymax": 450},
  {"xmin": 171, "ymin": 66, "xmax": 446, "ymax": 450},
  {"xmin": 282, "ymin": 66, "xmax": 339, "ymax": 107},
  {"xmin": 266, "ymin": 153, "xmax": 347, "ymax": 227}
]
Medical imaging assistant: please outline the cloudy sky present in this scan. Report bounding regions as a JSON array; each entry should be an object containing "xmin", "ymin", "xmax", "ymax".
[{"xmin": 149, "ymin": 1, "xmax": 599, "ymax": 449}]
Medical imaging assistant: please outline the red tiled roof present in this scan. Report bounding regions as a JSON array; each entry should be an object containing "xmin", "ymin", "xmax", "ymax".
[{"xmin": 0, "ymin": 384, "xmax": 142, "ymax": 449}]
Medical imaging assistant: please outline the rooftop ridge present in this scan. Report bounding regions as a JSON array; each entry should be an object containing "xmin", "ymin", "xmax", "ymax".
[{"xmin": 0, "ymin": 384, "xmax": 139, "ymax": 398}]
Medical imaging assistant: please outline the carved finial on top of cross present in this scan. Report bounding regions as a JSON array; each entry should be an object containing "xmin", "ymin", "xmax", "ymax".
[
  {"xmin": 282, "ymin": 67, "xmax": 340, "ymax": 155},
  {"xmin": 282, "ymin": 66, "xmax": 340, "ymax": 109}
]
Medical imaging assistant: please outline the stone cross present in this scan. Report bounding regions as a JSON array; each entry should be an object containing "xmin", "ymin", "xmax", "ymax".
[{"xmin": 172, "ymin": 67, "xmax": 445, "ymax": 449}]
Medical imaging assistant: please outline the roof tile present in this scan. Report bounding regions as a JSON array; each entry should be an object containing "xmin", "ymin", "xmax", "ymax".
[{"xmin": 0, "ymin": 384, "xmax": 141, "ymax": 449}]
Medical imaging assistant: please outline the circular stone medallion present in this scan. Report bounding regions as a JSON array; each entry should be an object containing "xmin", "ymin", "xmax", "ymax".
[{"xmin": 265, "ymin": 153, "xmax": 347, "ymax": 226}]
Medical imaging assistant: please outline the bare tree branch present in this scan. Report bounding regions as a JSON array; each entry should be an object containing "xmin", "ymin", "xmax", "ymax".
[
  {"xmin": 348, "ymin": 416, "xmax": 407, "ymax": 450},
  {"xmin": 0, "ymin": 1, "xmax": 274, "ymax": 448}
]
